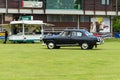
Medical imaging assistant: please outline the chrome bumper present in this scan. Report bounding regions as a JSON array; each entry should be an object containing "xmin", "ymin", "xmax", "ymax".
[{"xmin": 96, "ymin": 40, "xmax": 104, "ymax": 45}]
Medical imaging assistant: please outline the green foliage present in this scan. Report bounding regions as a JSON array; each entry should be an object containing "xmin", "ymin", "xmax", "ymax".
[{"xmin": 113, "ymin": 16, "xmax": 120, "ymax": 32}]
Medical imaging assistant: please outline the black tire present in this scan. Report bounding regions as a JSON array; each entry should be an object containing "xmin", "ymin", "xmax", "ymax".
[
  {"xmin": 32, "ymin": 42, "xmax": 35, "ymax": 43},
  {"xmin": 81, "ymin": 43, "xmax": 89, "ymax": 50},
  {"xmin": 55, "ymin": 46, "xmax": 60, "ymax": 49},
  {"xmin": 47, "ymin": 42, "xmax": 56, "ymax": 49},
  {"xmin": 88, "ymin": 45, "xmax": 94, "ymax": 49}
]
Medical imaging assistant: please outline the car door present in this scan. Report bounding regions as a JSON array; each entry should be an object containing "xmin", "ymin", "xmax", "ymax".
[
  {"xmin": 70, "ymin": 31, "xmax": 84, "ymax": 44},
  {"xmin": 55, "ymin": 31, "xmax": 72, "ymax": 44}
]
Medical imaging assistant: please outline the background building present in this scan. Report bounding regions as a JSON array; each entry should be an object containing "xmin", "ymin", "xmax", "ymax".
[{"xmin": 0, "ymin": 0, "xmax": 120, "ymax": 33}]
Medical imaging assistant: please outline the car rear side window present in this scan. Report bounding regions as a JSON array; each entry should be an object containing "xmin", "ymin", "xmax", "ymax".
[{"xmin": 61, "ymin": 31, "xmax": 71, "ymax": 37}]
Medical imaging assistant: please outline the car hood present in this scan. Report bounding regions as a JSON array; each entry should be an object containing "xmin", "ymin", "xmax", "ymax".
[{"xmin": 88, "ymin": 35, "xmax": 97, "ymax": 38}]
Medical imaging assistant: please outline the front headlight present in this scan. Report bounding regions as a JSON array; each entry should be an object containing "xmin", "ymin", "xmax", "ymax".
[{"xmin": 97, "ymin": 37, "xmax": 104, "ymax": 44}]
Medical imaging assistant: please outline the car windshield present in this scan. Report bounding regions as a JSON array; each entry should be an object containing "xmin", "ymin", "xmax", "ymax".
[{"xmin": 83, "ymin": 30, "xmax": 93, "ymax": 36}]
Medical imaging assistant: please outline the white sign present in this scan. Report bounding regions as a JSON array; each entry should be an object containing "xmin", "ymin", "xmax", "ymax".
[{"xmin": 22, "ymin": 1, "xmax": 43, "ymax": 8}]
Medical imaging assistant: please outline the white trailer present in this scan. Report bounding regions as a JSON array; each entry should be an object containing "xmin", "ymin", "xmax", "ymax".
[{"xmin": 9, "ymin": 20, "xmax": 47, "ymax": 43}]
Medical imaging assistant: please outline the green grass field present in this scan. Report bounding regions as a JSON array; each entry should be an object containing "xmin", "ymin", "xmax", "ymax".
[{"xmin": 0, "ymin": 39, "xmax": 120, "ymax": 80}]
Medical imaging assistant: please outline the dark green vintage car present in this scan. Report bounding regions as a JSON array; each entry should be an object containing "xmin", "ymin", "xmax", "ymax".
[{"xmin": 43, "ymin": 29, "xmax": 104, "ymax": 50}]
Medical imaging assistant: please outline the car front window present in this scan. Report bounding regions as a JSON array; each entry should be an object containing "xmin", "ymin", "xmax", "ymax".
[{"xmin": 72, "ymin": 32, "xmax": 82, "ymax": 37}]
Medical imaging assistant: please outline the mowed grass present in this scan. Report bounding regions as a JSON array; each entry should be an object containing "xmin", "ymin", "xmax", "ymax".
[{"xmin": 0, "ymin": 39, "xmax": 120, "ymax": 80}]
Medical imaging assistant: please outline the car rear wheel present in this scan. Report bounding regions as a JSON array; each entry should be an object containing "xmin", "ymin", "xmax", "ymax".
[
  {"xmin": 47, "ymin": 42, "xmax": 56, "ymax": 49},
  {"xmin": 81, "ymin": 43, "xmax": 89, "ymax": 50}
]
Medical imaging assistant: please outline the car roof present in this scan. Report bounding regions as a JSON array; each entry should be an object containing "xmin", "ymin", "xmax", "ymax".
[{"xmin": 64, "ymin": 29, "xmax": 87, "ymax": 32}]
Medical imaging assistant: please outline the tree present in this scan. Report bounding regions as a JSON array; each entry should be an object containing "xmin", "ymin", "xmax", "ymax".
[{"xmin": 113, "ymin": 16, "xmax": 120, "ymax": 32}]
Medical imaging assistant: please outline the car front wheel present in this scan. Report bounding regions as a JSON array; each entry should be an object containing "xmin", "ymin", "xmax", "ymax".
[
  {"xmin": 88, "ymin": 45, "xmax": 94, "ymax": 49},
  {"xmin": 47, "ymin": 42, "xmax": 56, "ymax": 49},
  {"xmin": 81, "ymin": 43, "xmax": 89, "ymax": 50},
  {"xmin": 55, "ymin": 46, "xmax": 60, "ymax": 49}
]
